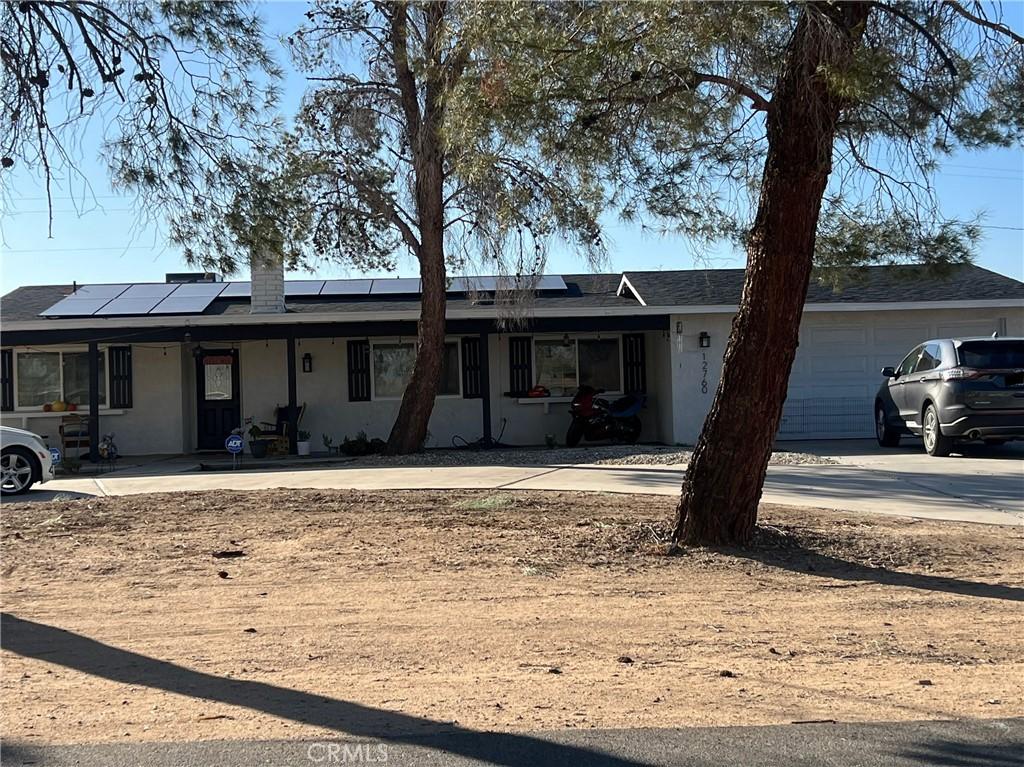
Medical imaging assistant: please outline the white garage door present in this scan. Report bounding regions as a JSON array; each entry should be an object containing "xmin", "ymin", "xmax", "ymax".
[{"xmin": 778, "ymin": 314, "xmax": 1000, "ymax": 440}]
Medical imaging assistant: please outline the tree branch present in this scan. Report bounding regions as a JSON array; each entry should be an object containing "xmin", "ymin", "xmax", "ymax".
[
  {"xmin": 945, "ymin": 0, "xmax": 1024, "ymax": 45},
  {"xmin": 869, "ymin": 2, "xmax": 958, "ymax": 77}
]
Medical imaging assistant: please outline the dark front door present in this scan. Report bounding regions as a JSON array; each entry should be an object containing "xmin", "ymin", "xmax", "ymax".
[{"xmin": 196, "ymin": 349, "xmax": 241, "ymax": 451}]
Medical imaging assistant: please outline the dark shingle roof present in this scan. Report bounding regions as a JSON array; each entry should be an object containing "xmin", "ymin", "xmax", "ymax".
[
  {"xmin": 624, "ymin": 264, "xmax": 1024, "ymax": 306},
  {"xmin": 1, "ymin": 264, "xmax": 1020, "ymax": 325}
]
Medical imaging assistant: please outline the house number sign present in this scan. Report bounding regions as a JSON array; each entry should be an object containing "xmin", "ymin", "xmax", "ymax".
[{"xmin": 701, "ymin": 352, "xmax": 709, "ymax": 395}]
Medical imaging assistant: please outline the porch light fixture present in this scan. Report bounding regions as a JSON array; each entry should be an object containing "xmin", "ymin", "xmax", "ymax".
[
  {"xmin": 699, "ymin": 332, "xmax": 711, "ymax": 348},
  {"xmin": 562, "ymin": 333, "xmax": 571, "ymax": 346},
  {"xmin": 302, "ymin": 352, "xmax": 313, "ymax": 373}
]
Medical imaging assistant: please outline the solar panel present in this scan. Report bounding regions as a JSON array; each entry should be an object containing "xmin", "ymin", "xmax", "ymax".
[
  {"xmin": 95, "ymin": 283, "xmax": 176, "ymax": 316},
  {"xmin": 39, "ymin": 284, "xmax": 132, "ymax": 316},
  {"xmin": 370, "ymin": 278, "xmax": 421, "ymax": 295},
  {"xmin": 535, "ymin": 275, "xmax": 568, "ymax": 291},
  {"xmin": 66, "ymin": 284, "xmax": 131, "ymax": 299},
  {"xmin": 164, "ymin": 282, "xmax": 227, "ymax": 298},
  {"xmin": 322, "ymin": 279, "xmax": 373, "ymax": 296},
  {"xmin": 118, "ymin": 283, "xmax": 177, "ymax": 298},
  {"xmin": 219, "ymin": 282, "xmax": 252, "ymax": 297},
  {"xmin": 449, "ymin": 276, "xmax": 499, "ymax": 293},
  {"xmin": 148, "ymin": 296, "xmax": 214, "ymax": 315},
  {"xmin": 40, "ymin": 298, "xmax": 113, "ymax": 316},
  {"xmin": 285, "ymin": 280, "xmax": 326, "ymax": 296}
]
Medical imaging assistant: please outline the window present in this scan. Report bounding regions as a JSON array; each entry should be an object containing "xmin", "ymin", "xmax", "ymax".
[
  {"xmin": 913, "ymin": 343, "xmax": 942, "ymax": 373},
  {"xmin": 534, "ymin": 336, "xmax": 622, "ymax": 396},
  {"xmin": 15, "ymin": 349, "xmax": 106, "ymax": 408},
  {"xmin": 896, "ymin": 345, "xmax": 922, "ymax": 378},
  {"xmin": 958, "ymin": 340, "xmax": 1024, "ymax": 369},
  {"xmin": 371, "ymin": 341, "xmax": 460, "ymax": 399},
  {"xmin": 535, "ymin": 340, "xmax": 577, "ymax": 395},
  {"xmin": 579, "ymin": 338, "xmax": 621, "ymax": 392}
]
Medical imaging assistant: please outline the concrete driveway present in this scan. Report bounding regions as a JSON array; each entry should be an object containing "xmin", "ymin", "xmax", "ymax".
[{"xmin": 8, "ymin": 440, "xmax": 1022, "ymax": 526}]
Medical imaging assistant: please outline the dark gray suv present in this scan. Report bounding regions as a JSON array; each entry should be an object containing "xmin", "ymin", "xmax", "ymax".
[{"xmin": 875, "ymin": 337, "xmax": 1024, "ymax": 456}]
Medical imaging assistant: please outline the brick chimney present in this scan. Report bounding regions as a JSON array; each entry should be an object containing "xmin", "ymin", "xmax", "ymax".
[{"xmin": 250, "ymin": 252, "xmax": 285, "ymax": 314}]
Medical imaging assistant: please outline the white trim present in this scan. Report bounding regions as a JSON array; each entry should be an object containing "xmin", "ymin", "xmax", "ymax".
[
  {"xmin": 4, "ymin": 298, "xmax": 1022, "ymax": 332},
  {"xmin": 616, "ymin": 274, "xmax": 647, "ymax": 306}
]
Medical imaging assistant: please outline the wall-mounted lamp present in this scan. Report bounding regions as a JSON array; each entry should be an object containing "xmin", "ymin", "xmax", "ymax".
[
  {"xmin": 302, "ymin": 352, "xmax": 313, "ymax": 373},
  {"xmin": 699, "ymin": 331, "xmax": 711, "ymax": 348},
  {"xmin": 184, "ymin": 331, "xmax": 192, "ymax": 344},
  {"xmin": 675, "ymin": 320, "xmax": 683, "ymax": 335},
  {"xmin": 562, "ymin": 333, "xmax": 572, "ymax": 346}
]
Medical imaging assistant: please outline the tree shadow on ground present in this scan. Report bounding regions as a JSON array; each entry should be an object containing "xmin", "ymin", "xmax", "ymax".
[
  {"xmin": 893, "ymin": 737, "xmax": 1024, "ymax": 766},
  {"xmin": 0, "ymin": 613, "xmax": 650, "ymax": 767},
  {"xmin": 730, "ymin": 528, "xmax": 1024, "ymax": 603}
]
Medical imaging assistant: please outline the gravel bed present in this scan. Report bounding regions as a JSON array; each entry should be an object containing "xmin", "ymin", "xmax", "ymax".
[{"xmin": 347, "ymin": 444, "xmax": 837, "ymax": 468}]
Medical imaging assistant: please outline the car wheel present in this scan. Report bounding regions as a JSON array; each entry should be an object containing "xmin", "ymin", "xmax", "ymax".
[
  {"xmin": 922, "ymin": 405, "xmax": 952, "ymax": 457},
  {"xmin": 875, "ymin": 405, "xmax": 901, "ymax": 447},
  {"xmin": 1, "ymin": 447, "xmax": 38, "ymax": 495}
]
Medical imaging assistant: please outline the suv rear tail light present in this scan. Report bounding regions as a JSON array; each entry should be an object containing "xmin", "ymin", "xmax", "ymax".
[{"xmin": 942, "ymin": 367, "xmax": 980, "ymax": 381}]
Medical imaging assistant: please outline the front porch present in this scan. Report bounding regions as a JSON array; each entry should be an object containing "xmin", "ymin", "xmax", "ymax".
[{"xmin": 1, "ymin": 315, "xmax": 675, "ymax": 457}]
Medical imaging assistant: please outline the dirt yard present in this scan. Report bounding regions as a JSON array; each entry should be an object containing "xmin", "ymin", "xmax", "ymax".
[{"xmin": 2, "ymin": 489, "xmax": 1022, "ymax": 745}]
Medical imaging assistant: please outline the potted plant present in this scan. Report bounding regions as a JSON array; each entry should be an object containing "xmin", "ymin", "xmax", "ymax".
[
  {"xmin": 248, "ymin": 423, "xmax": 267, "ymax": 459},
  {"xmin": 297, "ymin": 430, "xmax": 312, "ymax": 456}
]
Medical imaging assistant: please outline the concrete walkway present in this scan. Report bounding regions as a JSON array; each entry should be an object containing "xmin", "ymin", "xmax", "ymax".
[{"xmin": 16, "ymin": 440, "xmax": 1023, "ymax": 526}]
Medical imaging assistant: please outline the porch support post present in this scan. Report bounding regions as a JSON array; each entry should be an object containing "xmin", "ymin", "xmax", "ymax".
[
  {"xmin": 286, "ymin": 336, "xmax": 298, "ymax": 454},
  {"xmin": 87, "ymin": 341, "xmax": 100, "ymax": 462},
  {"xmin": 479, "ymin": 332, "xmax": 492, "ymax": 445}
]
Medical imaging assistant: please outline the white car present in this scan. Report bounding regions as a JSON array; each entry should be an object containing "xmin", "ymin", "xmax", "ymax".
[{"xmin": 1, "ymin": 426, "xmax": 56, "ymax": 496}]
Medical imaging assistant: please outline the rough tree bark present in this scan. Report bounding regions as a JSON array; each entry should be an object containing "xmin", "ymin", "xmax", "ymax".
[
  {"xmin": 385, "ymin": 2, "xmax": 449, "ymax": 455},
  {"xmin": 673, "ymin": 2, "xmax": 871, "ymax": 546}
]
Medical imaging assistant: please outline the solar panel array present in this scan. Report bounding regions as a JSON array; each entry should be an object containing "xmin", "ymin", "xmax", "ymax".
[{"xmin": 39, "ymin": 275, "xmax": 569, "ymax": 317}]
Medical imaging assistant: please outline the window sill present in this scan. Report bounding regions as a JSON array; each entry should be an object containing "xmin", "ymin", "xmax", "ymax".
[
  {"xmin": 3, "ymin": 409, "xmax": 128, "ymax": 419},
  {"xmin": 516, "ymin": 396, "xmax": 573, "ymax": 414}
]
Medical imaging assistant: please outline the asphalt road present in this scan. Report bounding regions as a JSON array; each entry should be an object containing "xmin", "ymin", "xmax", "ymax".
[{"xmin": 3, "ymin": 718, "xmax": 1022, "ymax": 767}]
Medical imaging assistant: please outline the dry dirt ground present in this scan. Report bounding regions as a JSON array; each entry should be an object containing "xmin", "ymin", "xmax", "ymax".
[{"xmin": 1, "ymin": 490, "xmax": 1022, "ymax": 746}]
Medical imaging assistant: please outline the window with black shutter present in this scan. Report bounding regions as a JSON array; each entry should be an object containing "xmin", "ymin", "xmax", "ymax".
[
  {"xmin": 508, "ymin": 337, "xmax": 533, "ymax": 396},
  {"xmin": 347, "ymin": 340, "xmax": 371, "ymax": 401},
  {"xmin": 108, "ymin": 346, "xmax": 133, "ymax": 408},
  {"xmin": 461, "ymin": 337, "xmax": 482, "ymax": 399},
  {"xmin": 622, "ymin": 333, "xmax": 647, "ymax": 394},
  {"xmin": 0, "ymin": 349, "xmax": 12, "ymax": 411}
]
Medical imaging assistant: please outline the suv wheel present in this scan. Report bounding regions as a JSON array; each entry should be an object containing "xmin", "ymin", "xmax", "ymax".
[
  {"xmin": 922, "ymin": 404, "xmax": 952, "ymax": 457},
  {"xmin": 875, "ymin": 405, "xmax": 900, "ymax": 447},
  {"xmin": 1, "ymin": 447, "xmax": 38, "ymax": 495}
]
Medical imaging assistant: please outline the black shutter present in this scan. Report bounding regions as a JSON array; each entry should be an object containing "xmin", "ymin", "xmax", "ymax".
[
  {"xmin": 347, "ymin": 340, "xmax": 371, "ymax": 401},
  {"xmin": 508, "ymin": 337, "xmax": 533, "ymax": 396},
  {"xmin": 108, "ymin": 346, "xmax": 133, "ymax": 408},
  {"xmin": 623, "ymin": 333, "xmax": 647, "ymax": 394},
  {"xmin": 461, "ymin": 337, "xmax": 482, "ymax": 399},
  {"xmin": 1, "ymin": 349, "xmax": 12, "ymax": 411}
]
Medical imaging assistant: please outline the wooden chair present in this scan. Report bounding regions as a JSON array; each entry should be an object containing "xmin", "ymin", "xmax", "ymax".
[
  {"xmin": 59, "ymin": 414, "xmax": 90, "ymax": 459},
  {"xmin": 259, "ymin": 403, "xmax": 306, "ymax": 456}
]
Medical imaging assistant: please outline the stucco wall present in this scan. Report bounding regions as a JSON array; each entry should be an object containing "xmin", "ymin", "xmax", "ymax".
[
  {"xmin": 294, "ymin": 338, "xmax": 483, "ymax": 449},
  {"xmin": 238, "ymin": 340, "xmax": 289, "ymax": 433},
  {"xmin": 0, "ymin": 343, "xmax": 187, "ymax": 455}
]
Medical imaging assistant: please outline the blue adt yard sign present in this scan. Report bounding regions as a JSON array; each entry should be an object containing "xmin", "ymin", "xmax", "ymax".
[
  {"xmin": 49, "ymin": 447, "xmax": 62, "ymax": 466},
  {"xmin": 225, "ymin": 434, "xmax": 243, "ymax": 454}
]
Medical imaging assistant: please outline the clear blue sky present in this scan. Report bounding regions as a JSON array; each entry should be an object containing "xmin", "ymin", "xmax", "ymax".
[{"xmin": 2, "ymin": 2, "xmax": 1021, "ymax": 294}]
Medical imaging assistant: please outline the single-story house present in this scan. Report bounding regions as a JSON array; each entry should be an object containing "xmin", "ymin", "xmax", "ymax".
[{"xmin": 1, "ymin": 261, "xmax": 1022, "ymax": 457}]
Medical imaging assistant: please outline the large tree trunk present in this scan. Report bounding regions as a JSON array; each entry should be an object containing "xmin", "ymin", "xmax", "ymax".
[
  {"xmin": 385, "ymin": 3, "xmax": 448, "ymax": 455},
  {"xmin": 673, "ymin": 3, "xmax": 870, "ymax": 547}
]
